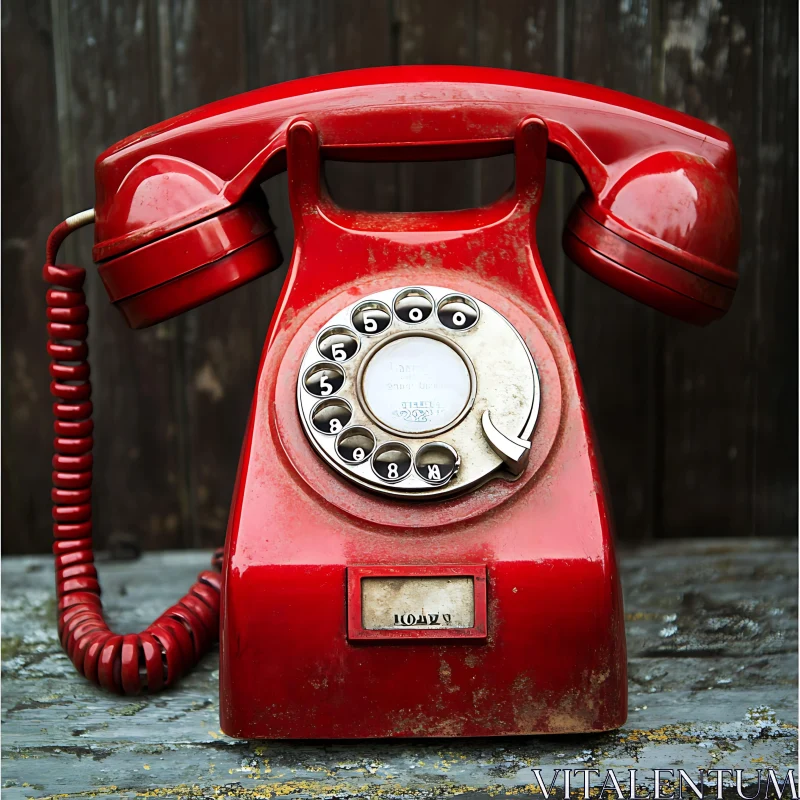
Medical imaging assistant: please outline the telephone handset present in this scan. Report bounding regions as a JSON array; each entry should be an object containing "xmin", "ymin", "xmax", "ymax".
[{"xmin": 45, "ymin": 67, "xmax": 739, "ymax": 736}]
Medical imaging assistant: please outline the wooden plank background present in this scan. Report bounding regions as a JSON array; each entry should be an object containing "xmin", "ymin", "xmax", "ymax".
[{"xmin": 2, "ymin": 0, "xmax": 797, "ymax": 554}]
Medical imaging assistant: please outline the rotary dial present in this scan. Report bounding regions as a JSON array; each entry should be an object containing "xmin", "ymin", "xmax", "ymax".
[{"xmin": 296, "ymin": 286, "xmax": 540, "ymax": 499}]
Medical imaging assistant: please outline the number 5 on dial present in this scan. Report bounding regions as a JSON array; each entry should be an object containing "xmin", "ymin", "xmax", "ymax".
[
  {"xmin": 362, "ymin": 311, "xmax": 378, "ymax": 332},
  {"xmin": 317, "ymin": 328, "xmax": 358, "ymax": 363},
  {"xmin": 352, "ymin": 301, "xmax": 390, "ymax": 335}
]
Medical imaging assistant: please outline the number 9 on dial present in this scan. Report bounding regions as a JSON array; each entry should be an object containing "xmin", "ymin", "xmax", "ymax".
[{"xmin": 336, "ymin": 426, "xmax": 375, "ymax": 463}]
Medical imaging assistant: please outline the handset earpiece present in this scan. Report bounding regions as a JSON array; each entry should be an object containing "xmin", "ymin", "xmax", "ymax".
[
  {"xmin": 95, "ymin": 156, "xmax": 282, "ymax": 329},
  {"xmin": 562, "ymin": 150, "xmax": 740, "ymax": 325}
]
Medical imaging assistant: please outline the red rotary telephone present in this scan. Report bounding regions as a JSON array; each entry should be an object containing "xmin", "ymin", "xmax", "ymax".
[{"xmin": 45, "ymin": 67, "xmax": 739, "ymax": 738}]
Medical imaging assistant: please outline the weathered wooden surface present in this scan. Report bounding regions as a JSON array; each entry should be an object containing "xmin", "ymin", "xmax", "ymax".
[
  {"xmin": 2, "ymin": 539, "xmax": 796, "ymax": 799},
  {"xmin": 1, "ymin": 0, "xmax": 797, "ymax": 555}
]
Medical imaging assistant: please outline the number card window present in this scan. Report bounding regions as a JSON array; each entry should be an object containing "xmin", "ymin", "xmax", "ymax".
[{"xmin": 347, "ymin": 565, "xmax": 488, "ymax": 640}]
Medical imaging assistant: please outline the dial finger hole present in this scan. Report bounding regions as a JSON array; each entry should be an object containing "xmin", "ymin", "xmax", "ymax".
[
  {"xmin": 336, "ymin": 426, "xmax": 376, "ymax": 464},
  {"xmin": 317, "ymin": 326, "xmax": 359, "ymax": 362},
  {"xmin": 311, "ymin": 398, "xmax": 352, "ymax": 436},
  {"xmin": 394, "ymin": 288, "xmax": 433, "ymax": 324},
  {"xmin": 303, "ymin": 362, "xmax": 345, "ymax": 397},
  {"xmin": 352, "ymin": 300, "xmax": 391, "ymax": 335},
  {"xmin": 371, "ymin": 442, "xmax": 412, "ymax": 483},
  {"xmin": 437, "ymin": 294, "xmax": 479, "ymax": 330},
  {"xmin": 414, "ymin": 442, "xmax": 460, "ymax": 485}
]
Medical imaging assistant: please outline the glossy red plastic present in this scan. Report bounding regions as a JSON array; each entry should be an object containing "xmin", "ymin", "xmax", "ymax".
[
  {"xmin": 564, "ymin": 194, "xmax": 736, "ymax": 324},
  {"xmin": 92, "ymin": 66, "xmax": 739, "ymax": 325},
  {"xmin": 47, "ymin": 67, "xmax": 741, "ymax": 737},
  {"xmin": 43, "ymin": 228, "xmax": 226, "ymax": 693},
  {"xmin": 218, "ymin": 117, "xmax": 629, "ymax": 737},
  {"xmin": 96, "ymin": 190, "xmax": 281, "ymax": 328}
]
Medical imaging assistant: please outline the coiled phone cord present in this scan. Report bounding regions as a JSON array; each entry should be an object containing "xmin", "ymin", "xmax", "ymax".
[{"xmin": 45, "ymin": 213, "xmax": 223, "ymax": 694}]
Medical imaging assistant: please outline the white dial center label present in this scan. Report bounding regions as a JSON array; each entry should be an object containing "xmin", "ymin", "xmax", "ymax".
[{"xmin": 361, "ymin": 336, "xmax": 472, "ymax": 434}]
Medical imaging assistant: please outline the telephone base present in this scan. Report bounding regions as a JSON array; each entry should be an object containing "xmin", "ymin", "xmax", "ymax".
[{"xmin": 219, "ymin": 553, "xmax": 627, "ymax": 739}]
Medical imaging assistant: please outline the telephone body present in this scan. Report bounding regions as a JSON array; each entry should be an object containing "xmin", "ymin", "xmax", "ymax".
[{"xmin": 45, "ymin": 67, "xmax": 739, "ymax": 738}]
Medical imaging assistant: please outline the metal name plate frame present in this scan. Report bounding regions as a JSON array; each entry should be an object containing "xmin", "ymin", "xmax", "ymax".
[
  {"xmin": 347, "ymin": 565, "xmax": 488, "ymax": 641},
  {"xmin": 296, "ymin": 285, "xmax": 540, "ymax": 499}
]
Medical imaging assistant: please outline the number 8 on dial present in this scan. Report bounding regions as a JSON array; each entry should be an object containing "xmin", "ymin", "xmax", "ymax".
[
  {"xmin": 371, "ymin": 442, "xmax": 412, "ymax": 482},
  {"xmin": 311, "ymin": 398, "xmax": 352, "ymax": 435}
]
